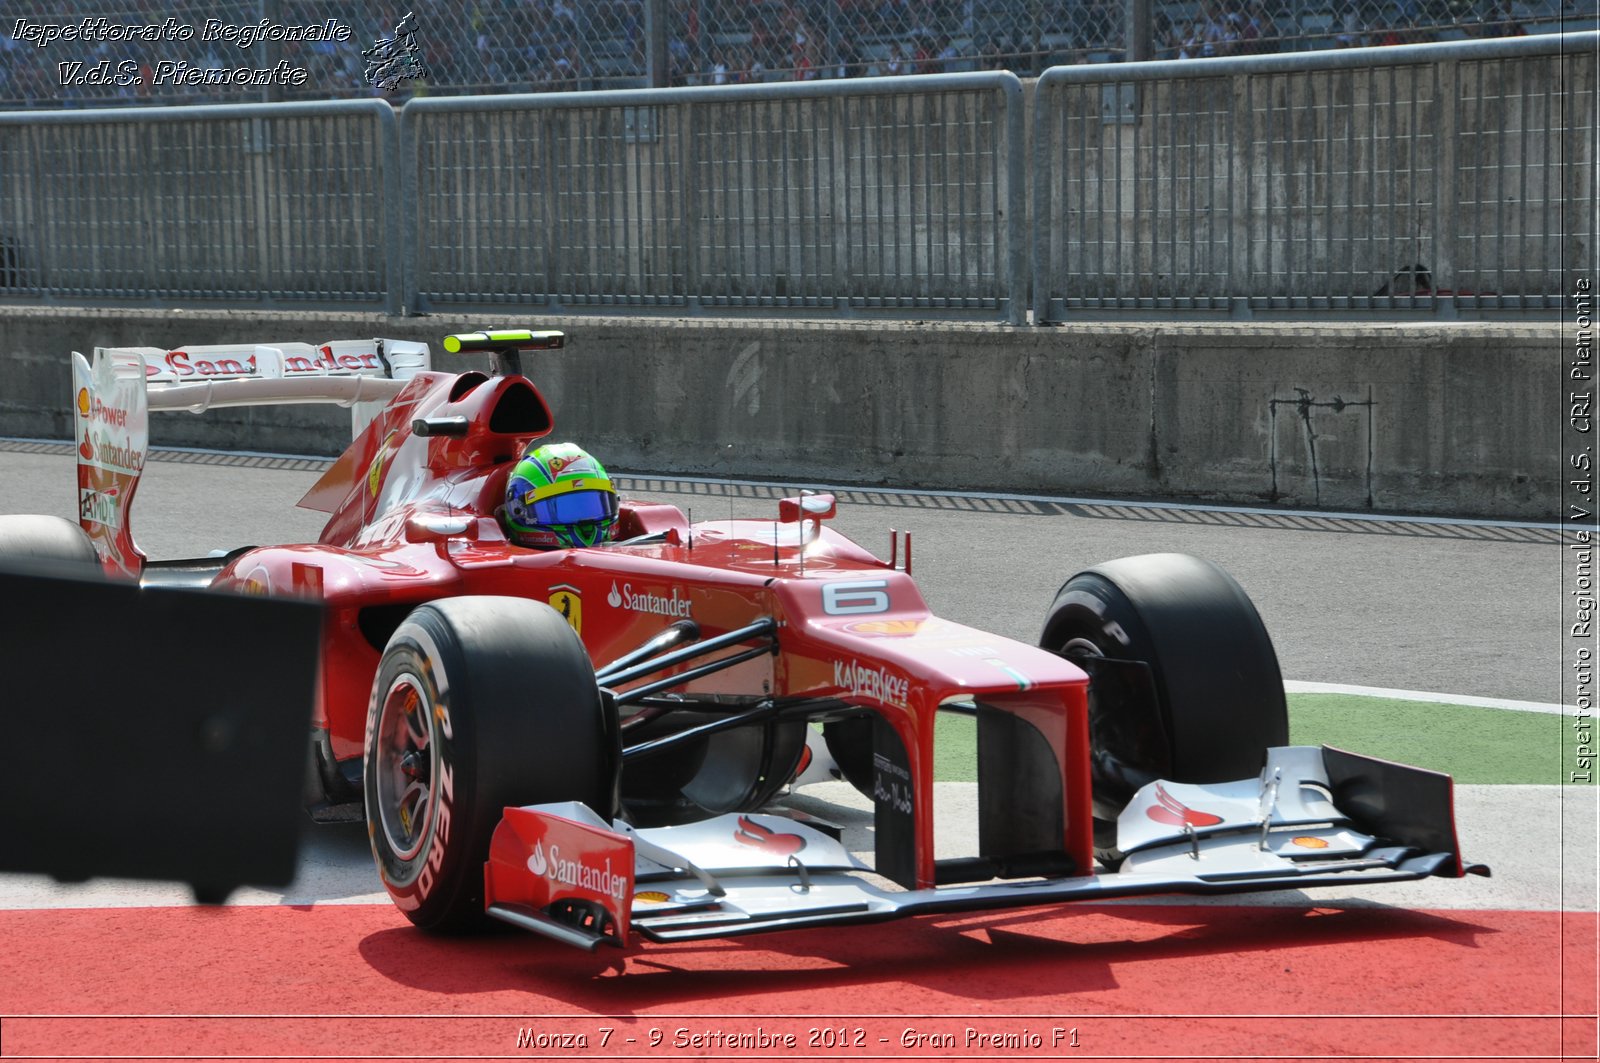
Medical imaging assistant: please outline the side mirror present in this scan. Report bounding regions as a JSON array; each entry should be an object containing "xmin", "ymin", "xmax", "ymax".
[
  {"xmin": 404, "ymin": 513, "xmax": 480, "ymax": 544},
  {"xmin": 412, "ymin": 415, "xmax": 470, "ymax": 437},
  {"xmin": 778, "ymin": 493, "xmax": 836, "ymax": 523}
]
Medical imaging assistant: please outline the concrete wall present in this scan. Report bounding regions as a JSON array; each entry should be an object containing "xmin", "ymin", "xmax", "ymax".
[{"xmin": 0, "ymin": 307, "xmax": 1562, "ymax": 519}]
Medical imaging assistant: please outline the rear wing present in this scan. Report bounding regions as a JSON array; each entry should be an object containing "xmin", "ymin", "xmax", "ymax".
[{"xmin": 72, "ymin": 338, "xmax": 429, "ymax": 578}]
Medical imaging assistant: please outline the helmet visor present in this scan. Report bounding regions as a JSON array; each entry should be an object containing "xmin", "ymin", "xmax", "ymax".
[{"xmin": 528, "ymin": 488, "xmax": 618, "ymax": 526}]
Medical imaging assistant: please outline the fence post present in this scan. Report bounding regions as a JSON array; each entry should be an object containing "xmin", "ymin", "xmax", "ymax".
[
  {"xmin": 1433, "ymin": 60, "xmax": 1459, "ymax": 319},
  {"xmin": 381, "ymin": 105, "xmax": 403, "ymax": 317},
  {"xmin": 398, "ymin": 103, "xmax": 421, "ymax": 315},
  {"xmin": 1005, "ymin": 73, "xmax": 1027, "ymax": 325},
  {"xmin": 259, "ymin": 0, "xmax": 280, "ymax": 103},
  {"xmin": 1125, "ymin": 0, "xmax": 1152, "ymax": 61},
  {"xmin": 645, "ymin": 0, "xmax": 669, "ymax": 88},
  {"xmin": 1028, "ymin": 72, "xmax": 1053, "ymax": 325}
]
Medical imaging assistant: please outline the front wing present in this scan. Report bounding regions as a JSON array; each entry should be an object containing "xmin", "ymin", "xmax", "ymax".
[{"xmin": 482, "ymin": 746, "xmax": 1486, "ymax": 950}]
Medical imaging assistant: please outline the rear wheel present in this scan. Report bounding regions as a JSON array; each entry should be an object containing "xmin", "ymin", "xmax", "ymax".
[
  {"xmin": 364, "ymin": 596, "xmax": 617, "ymax": 931},
  {"xmin": 1040, "ymin": 553, "xmax": 1286, "ymax": 867},
  {"xmin": 822, "ymin": 715, "xmax": 875, "ymax": 796},
  {"xmin": 621, "ymin": 715, "xmax": 807, "ymax": 826},
  {"xmin": 0, "ymin": 515, "xmax": 99, "ymax": 569}
]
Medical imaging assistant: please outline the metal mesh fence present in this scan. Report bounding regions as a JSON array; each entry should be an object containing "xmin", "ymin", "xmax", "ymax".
[
  {"xmin": 0, "ymin": 0, "xmax": 1588, "ymax": 107},
  {"xmin": 402, "ymin": 75, "xmax": 1025, "ymax": 317},
  {"xmin": 0, "ymin": 101, "xmax": 399, "ymax": 307},
  {"xmin": 1032, "ymin": 35, "xmax": 1595, "ymax": 316}
]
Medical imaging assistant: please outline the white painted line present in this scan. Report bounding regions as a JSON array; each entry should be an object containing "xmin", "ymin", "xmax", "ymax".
[
  {"xmin": 1284, "ymin": 680, "xmax": 1573, "ymax": 715},
  {"xmin": 613, "ymin": 470, "xmax": 1567, "ymax": 532}
]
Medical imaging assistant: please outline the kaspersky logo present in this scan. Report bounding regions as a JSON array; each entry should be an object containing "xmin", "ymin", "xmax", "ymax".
[
  {"xmin": 607, "ymin": 581, "xmax": 692, "ymax": 619},
  {"xmin": 526, "ymin": 841, "xmax": 627, "ymax": 902},
  {"xmin": 833, "ymin": 658, "xmax": 909, "ymax": 709}
]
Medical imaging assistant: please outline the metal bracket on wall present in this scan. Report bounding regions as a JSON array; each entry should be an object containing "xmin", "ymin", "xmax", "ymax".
[
  {"xmin": 624, "ymin": 106, "xmax": 659, "ymax": 144},
  {"xmin": 1101, "ymin": 83, "xmax": 1137, "ymax": 125}
]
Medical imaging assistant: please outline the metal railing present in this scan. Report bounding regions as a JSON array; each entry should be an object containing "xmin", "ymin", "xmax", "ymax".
[
  {"xmin": 401, "ymin": 72, "xmax": 1027, "ymax": 322},
  {"xmin": 0, "ymin": 99, "xmax": 400, "ymax": 312},
  {"xmin": 1032, "ymin": 31, "xmax": 1597, "ymax": 319},
  {"xmin": 0, "ymin": 35, "xmax": 1589, "ymax": 321}
]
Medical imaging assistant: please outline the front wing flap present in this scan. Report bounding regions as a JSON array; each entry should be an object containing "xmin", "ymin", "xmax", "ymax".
[{"xmin": 483, "ymin": 746, "xmax": 1485, "ymax": 949}]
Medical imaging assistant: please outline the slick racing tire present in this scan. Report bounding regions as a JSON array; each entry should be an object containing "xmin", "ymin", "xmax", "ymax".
[
  {"xmin": 364, "ymin": 596, "xmax": 618, "ymax": 932},
  {"xmin": 0, "ymin": 514, "xmax": 100, "ymax": 570},
  {"xmin": 1040, "ymin": 553, "xmax": 1287, "ymax": 869}
]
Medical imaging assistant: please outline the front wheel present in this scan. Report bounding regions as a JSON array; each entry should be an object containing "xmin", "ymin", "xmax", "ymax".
[
  {"xmin": 1040, "ymin": 553, "xmax": 1287, "ymax": 867},
  {"xmin": 364, "ymin": 596, "xmax": 617, "ymax": 931}
]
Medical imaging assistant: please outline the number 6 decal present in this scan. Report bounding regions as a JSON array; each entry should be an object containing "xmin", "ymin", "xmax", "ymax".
[{"xmin": 821, "ymin": 579, "xmax": 890, "ymax": 615}]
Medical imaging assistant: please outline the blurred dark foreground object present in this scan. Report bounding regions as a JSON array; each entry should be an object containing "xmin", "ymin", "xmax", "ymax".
[{"xmin": 0, "ymin": 557, "xmax": 322, "ymax": 903}]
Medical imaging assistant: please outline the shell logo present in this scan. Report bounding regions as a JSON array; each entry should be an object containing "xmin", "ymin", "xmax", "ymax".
[
  {"xmin": 1291, "ymin": 836, "xmax": 1331, "ymax": 850},
  {"xmin": 845, "ymin": 619, "xmax": 924, "ymax": 638},
  {"xmin": 636, "ymin": 891, "xmax": 671, "ymax": 904},
  {"xmin": 76, "ymin": 388, "xmax": 91, "ymax": 417}
]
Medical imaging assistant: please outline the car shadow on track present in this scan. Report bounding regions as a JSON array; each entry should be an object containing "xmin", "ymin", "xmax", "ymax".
[{"xmin": 354, "ymin": 901, "xmax": 1499, "ymax": 1012}]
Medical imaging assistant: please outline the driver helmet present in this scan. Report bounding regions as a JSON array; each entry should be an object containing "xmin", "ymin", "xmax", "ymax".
[{"xmin": 503, "ymin": 441, "xmax": 619, "ymax": 548}]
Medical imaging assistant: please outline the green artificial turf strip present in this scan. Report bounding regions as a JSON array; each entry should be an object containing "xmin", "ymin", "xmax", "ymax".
[
  {"xmin": 928, "ymin": 694, "xmax": 1568, "ymax": 785},
  {"xmin": 1287, "ymin": 693, "xmax": 1566, "ymax": 785}
]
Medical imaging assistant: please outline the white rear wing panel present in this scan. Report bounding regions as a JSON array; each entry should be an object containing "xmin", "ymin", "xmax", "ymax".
[
  {"xmin": 71, "ymin": 338, "xmax": 430, "ymax": 577},
  {"xmin": 132, "ymin": 339, "xmax": 428, "ymax": 428}
]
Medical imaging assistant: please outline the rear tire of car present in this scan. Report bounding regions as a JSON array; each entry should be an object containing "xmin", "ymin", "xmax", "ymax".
[
  {"xmin": 1040, "ymin": 553, "xmax": 1287, "ymax": 869},
  {"xmin": 364, "ymin": 596, "xmax": 617, "ymax": 932},
  {"xmin": 0, "ymin": 514, "xmax": 100, "ymax": 570},
  {"xmin": 620, "ymin": 716, "xmax": 807, "ymax": 826},
  {"xmin": 821, "ymin": 715, "xmax": 876, "ymax": 797}
]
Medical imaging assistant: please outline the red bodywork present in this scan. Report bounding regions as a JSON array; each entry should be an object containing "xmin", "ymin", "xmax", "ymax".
[{"xmin": 208, "ymin": 369, "xmax": 1093, "ymax": 888}]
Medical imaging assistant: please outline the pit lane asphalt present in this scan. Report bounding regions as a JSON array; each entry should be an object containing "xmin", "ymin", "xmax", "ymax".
[{"xmin": 0, "ymin": 444, "xmax": 1585, "ymax": 916}]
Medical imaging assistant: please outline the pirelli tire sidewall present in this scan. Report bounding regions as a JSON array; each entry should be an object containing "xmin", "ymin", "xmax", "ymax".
[
  {"xmin": 364, "ymin": 614, "xmax": 475, "ymax": 928},
  {"xmin": 362, "ymin": 597, "xmax": 614, "ymax": 933}
]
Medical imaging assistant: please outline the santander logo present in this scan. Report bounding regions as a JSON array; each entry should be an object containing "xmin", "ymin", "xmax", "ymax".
[
  {"xmin": 150, "ymin": 344, "xmax": 384, "ymax": 379},
  {"xmin": 607, "ymin": 581, "xmax": 693, "ymax": 618},
  {"xmin": 526, "ymin": 841, "xmax": 627, "ymax": 902}
]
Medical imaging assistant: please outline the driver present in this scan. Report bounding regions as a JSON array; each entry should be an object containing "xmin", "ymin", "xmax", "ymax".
[{"xmin": 502, "ymin": 441, "xmax": 619, "ymax": 548}]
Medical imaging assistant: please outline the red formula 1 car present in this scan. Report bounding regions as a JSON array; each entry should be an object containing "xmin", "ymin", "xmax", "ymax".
[{"xmin": 8, "ymin": 328, "xmax": 1485, "ymax": 948}]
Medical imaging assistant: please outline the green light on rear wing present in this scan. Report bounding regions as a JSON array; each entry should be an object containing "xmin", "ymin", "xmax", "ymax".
[{"xmin": 443, "ymin": 330, "xmax": 565, "ymax": 354}]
